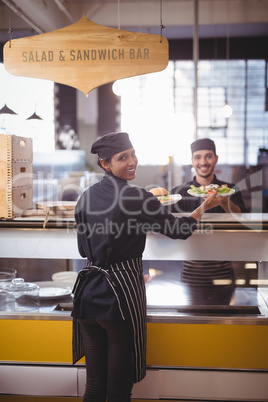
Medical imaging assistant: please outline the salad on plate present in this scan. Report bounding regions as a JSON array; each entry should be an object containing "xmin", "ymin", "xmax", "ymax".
[{"xmin": 187, "ymin": 184, "xmax": 235, "ymax": 197}]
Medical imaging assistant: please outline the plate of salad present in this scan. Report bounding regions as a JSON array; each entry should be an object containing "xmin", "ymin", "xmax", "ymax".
[{"xmin": 187, "ymin": 184, "xmax": 235, "ymax": 197}]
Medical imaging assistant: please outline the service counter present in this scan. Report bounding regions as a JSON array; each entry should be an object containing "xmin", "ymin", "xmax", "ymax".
[{"xmin": 0, "ymin": 213, "xmax": 268, "ymax": 401}]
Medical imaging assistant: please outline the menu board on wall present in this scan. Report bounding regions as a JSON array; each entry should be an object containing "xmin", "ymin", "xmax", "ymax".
[{"xmin": 4, "ymin": 15, "xmax": 169, "ymax": 95}]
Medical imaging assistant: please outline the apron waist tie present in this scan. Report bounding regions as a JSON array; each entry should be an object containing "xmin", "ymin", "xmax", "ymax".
[{"xmin": 72, "ymin": 261, "xmax": 116, "ymax": 301}]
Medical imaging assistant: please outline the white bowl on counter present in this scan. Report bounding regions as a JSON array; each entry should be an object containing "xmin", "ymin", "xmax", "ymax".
[{"xmin": 52, "ymin": 271, "xmax": 78, "ymax": 287}]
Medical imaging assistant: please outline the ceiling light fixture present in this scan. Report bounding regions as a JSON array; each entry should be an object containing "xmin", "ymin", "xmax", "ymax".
[
  {"xmin": 221, "ymin": 102, "xmax": 233, "ymax": 118},
  {"xmin": 26, "ymin": 103, "xmax": 43, "ymax": 120},
  {"xmin": 0, "ymin": 104, "xmax": 17, "ymax": 115},
  {"xmin": 26, "ymin": 112, "xmax": 43, "ymax": 120}
]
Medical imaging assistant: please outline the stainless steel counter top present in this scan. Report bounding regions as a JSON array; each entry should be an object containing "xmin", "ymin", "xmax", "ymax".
[{"xmin": 1, "ymin": 283, "xmax": 268, "ymax": 325}]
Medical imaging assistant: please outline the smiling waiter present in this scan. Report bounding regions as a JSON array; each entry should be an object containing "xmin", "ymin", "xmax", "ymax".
[
  {"xmin": 71, "ymin": 132, "xmax": 223, "ymax": 402},
  {"xmin": 169, "ymin": 138, "xmax": 249, "ymax": 288},
  {"xmin": 170, "ymin": 137, "xmax": 248, "ymax": 214}
]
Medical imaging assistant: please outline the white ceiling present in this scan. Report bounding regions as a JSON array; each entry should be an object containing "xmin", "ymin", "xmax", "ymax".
[{"xmin": 0, "ymin": 0, "xmax": 268, "ymax": 41}]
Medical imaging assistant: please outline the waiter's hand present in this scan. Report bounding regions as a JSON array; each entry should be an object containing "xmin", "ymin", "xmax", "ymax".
[
  {"xmin": 204, "ymin": 192, "xmax": 242, "ymax": 214},
  {"xmin": 216, "ymin": 193, "xmax": 242, "ymax": 213}
]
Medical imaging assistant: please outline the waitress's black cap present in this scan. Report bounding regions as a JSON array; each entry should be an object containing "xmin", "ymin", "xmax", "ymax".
[
  {"xmin": 191, "ymin": 138, "xmax": 216, "ymax": 155},
  {"xmin": 91, "ymin": 132, "xmax": 133, "ymax": 159}
]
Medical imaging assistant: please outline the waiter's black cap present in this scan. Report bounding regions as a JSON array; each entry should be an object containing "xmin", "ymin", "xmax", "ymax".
[
  {"xmin": 91, "ymin": 132, "xmax": 133, "ymax": 159},
  {"xmin": 191, "ymin": 138, "xmax": 216, "ymax": 155}
]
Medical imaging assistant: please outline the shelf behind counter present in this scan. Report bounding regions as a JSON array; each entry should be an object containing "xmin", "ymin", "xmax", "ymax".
[
  {"xmin": 0, "ymin": 213, "xmax": 267, "ymax": 261},
  {"xmin": 1, "ymin": 212, "xmax": 268, "ymax": 230}
]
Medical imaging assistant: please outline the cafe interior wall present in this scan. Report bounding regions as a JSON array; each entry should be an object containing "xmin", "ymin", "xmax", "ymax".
[{"xmin": 0, "ymin": 0, "xmax": 268, "ymax": 190}]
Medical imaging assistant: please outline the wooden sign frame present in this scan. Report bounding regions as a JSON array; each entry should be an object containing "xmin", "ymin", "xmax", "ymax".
[{"xmin": 4, "ymin": 15, "xmax": 169, "ymax": 95}]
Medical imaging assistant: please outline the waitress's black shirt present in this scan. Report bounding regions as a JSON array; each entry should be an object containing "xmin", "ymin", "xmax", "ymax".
[
  {"xmin": 169, "ymin": 174, "xmax": 249, "ymax": 214},
  {"xmin": 75, "ymin": 172, "xmax": 197, "ymax": 267}
]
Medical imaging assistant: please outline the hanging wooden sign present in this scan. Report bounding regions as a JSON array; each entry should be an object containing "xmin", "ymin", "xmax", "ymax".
[{"xmin": 3, "ymin": 15, "xmax": 169, "ymax": 95}]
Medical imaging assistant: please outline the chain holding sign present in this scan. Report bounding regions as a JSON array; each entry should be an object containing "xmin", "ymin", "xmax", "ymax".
[{"xmin": 3, "ymin": 15, "xmax": 169, "ymax": 95}]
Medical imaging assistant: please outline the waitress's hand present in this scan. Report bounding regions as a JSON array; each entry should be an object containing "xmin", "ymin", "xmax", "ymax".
[
  {"xmin": 202, "ymin": 191, "xmax": 224, "ymax": 211},
  {"xmin": 190, "ymin": 191, "xmax": 223, "ymax": 221}
]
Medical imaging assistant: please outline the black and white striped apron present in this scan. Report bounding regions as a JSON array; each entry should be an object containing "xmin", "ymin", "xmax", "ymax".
[{"xmin": 72, "ymin": 257, "xmax": 147, "ymax": 383}]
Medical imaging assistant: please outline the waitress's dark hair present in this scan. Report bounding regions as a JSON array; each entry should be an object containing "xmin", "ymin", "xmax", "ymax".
[{"xmin": 98, "ymin": 156, "xmax": 111, "ymax": 171}]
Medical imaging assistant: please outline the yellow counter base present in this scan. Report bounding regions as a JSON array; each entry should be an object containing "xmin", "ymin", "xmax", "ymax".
[{"xmin": 1, "ymin": 319, "xmax": 268, "ymax": 369}]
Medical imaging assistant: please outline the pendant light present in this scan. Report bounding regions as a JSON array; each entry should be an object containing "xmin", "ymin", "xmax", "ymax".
[
  {"xmin": 26, "ymin": 111, "xmax": 43, "ymax": 120},
  {"xmin": 26, "ymin": 104, "xmax": 43, "ymax": 120},
  {"xmin": 0, "ymin": 104, "xmax": 17, "ymax": 115},
  {"xmin": 221, "ymin": 102, "xmax": 233, "ymax": 118}
]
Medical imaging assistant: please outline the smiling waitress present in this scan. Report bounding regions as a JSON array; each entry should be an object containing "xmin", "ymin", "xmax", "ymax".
[{"xmin": 72, "ymin": 132, "xmax": 222, "ymax": 402}]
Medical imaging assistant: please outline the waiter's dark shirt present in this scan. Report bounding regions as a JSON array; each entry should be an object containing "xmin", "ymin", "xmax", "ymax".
[
  {"xmin": 75, "ymin": 172, "xmax": 197, "ymax": 268},
  {"xmin": 169, "ymin": 174, "xmax": 249, "ymax": 214}
]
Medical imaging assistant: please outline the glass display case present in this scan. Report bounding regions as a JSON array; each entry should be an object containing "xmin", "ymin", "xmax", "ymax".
[{"xmin": 0, "ymin": 213, "xmax": 268, "ymax": 401}]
